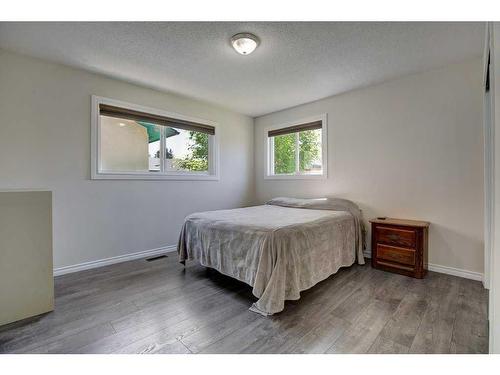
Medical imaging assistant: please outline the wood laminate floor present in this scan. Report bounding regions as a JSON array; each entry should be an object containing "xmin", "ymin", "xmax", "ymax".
[{"xmin": 0, "ymin": 254, "xmax": 488, "ymax": 354}]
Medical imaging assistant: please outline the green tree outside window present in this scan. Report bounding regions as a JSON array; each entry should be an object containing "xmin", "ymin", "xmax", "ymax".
[
  {"xmin": 273, "ymin": 129, "xmax": 321, "ymax": 174},
  {"xmin": 173, "ymin": 131, "xmax": 209, "ymax": 172}
]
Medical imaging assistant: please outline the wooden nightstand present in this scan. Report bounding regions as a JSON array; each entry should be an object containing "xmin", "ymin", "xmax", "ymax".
[{"xmin": 370, "ymin": 218, "xmax": 430, "ymax": 278}]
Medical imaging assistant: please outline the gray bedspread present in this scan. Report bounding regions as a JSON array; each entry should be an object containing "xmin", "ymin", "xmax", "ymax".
[{"xmin": 177, "ymin": 197, "xmax": 365, "ymax": 315}]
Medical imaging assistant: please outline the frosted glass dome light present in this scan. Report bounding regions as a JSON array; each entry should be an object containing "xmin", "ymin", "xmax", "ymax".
[{"xmin": 231, "ymin": 33, "xmax": 260, "ymax": 55}]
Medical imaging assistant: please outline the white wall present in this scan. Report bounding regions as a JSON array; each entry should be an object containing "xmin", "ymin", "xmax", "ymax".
[
  {"xmin": 0, "ymin": 49, "xmax": 255, "ymax": 269},
  {"xmin": 255, "ymin": 59, "xmax": 484, "ymax": 275},
  {"xmin": 489, "ymin": 22, "xmax": 500, "ymax": 354}
]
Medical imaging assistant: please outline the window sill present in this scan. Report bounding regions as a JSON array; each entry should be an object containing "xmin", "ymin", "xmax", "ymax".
[
  {"xmin": 264, "ymin": 173, "xmax": 327, "ymax": 180},
  {"xmin": 91, "ymin": 172, "xmax": 220, "ymax": 181}
]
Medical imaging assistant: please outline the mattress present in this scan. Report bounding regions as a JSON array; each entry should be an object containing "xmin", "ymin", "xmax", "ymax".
[{"xmin": 177, "ymin": 197, "xmax": 365, "ymax": 315}]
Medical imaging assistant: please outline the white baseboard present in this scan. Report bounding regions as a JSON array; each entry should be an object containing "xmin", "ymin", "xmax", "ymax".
[
  {"xmin": 54, "ymin": 246, "xmax": 483, "ymax": 283},
  {"xmin": 53, "ymin": 245, "xmax": 177, "ymax": 276},
  {"xmin": 363, "ymin": 250, "xmax": 483, "ymax": 282},
  {"xmin": 426, "ymin": 263, "xmax": 483, "ymax": 282}
]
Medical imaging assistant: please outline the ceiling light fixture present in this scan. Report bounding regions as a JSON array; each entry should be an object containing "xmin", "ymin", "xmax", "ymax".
[{"xmin": 230, "ymin": 33, "xmax": 260, "ymax": 55}]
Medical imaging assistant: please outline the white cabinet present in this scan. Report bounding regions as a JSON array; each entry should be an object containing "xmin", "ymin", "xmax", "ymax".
[{"xmin": 0, "ymin": 191, "xmax": 54, "ymax": 326}]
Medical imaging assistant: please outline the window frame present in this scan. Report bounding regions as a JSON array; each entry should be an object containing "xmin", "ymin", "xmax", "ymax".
[
  {"xmin": 264, "ymin": 114, "xmax": 328, "ymax": 180},
  {"xmin": 91, "ymin": 95, "xmax": 220, "ymax": 180}
]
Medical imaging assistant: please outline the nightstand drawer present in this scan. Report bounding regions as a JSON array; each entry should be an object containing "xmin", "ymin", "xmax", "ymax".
[
  {"xmin": 376, "ymin": 226, "xmax": 416, "ymax": 248},
  {"xmin": 370, "ymin": 218, "xmax": 429, "ymax": 279},
  {"xmin": 376, "ymin": 244, "xmax": 416, "ymax": 266}
]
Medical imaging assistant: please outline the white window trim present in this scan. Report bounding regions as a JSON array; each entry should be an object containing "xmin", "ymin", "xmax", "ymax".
[
  {"xmin": 264, "ymin": 114, "xmax": 328, "ymax": 180},
  {"xmin": 91, "ymin": 95, "xmax": 220, "ymax": 181}
]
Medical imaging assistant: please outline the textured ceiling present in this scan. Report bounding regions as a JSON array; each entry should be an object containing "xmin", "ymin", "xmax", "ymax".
[{"xmin": 0, "ymin": 22, "xmax": 484, "ymax": 117}]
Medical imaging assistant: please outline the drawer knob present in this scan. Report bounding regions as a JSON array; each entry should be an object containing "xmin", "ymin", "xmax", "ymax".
[{"xmin": 387, "ymin": 233, "xmax": 400, "ymax": 241}]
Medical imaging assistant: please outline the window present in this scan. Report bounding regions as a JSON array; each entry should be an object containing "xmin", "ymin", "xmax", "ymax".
[
  {"xmin": 266, "ymin": 115, "xmax": 327, "ymax": 179},
  {"xmin": 91, "ymin": 96, "xmax": 219, "ymax": 180}
]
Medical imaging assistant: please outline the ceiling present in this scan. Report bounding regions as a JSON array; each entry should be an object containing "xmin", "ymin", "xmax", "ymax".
[{"xmin": 0, "ymin": 22, "xmax": 484, "ymax": 117}]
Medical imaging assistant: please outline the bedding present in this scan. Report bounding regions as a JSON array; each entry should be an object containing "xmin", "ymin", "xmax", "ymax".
[{"xmin": 177, "ymin": 197, "xmax": 365, "ymax": 316}]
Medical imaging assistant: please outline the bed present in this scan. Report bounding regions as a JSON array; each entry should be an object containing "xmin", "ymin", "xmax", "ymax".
[{"xmin": 177, "ymin": 197, "xmax": 365, "ymax": 316}]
